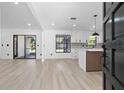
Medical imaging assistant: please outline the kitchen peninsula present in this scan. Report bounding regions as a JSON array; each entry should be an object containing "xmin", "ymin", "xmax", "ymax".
[{"xmin": 79, "ymin": 48, "xmax": 103, "ymax": 72}]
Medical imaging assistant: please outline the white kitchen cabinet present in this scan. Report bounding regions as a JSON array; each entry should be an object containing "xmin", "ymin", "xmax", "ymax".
[
  {"xmin": 71, "ymin": 31, "xmax": 93, "ymax": 43},
  {"xmin": 71, "ymin": 31, "xmax": 84, "ymax": 43}
]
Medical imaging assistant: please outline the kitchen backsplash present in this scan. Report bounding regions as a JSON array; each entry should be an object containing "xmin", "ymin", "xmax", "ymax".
[{"xmin": 71, "ymin": 43, "xmax": 103, "ymax": 48}]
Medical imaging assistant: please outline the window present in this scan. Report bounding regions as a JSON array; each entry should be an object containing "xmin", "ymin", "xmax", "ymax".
[
  {"xmin": 56, "ymin": 35, "xmax": 71, "ymax": 53},
  {"xmin": 87, "ymin": 36, "xmax": 97, "ymax": 47}
]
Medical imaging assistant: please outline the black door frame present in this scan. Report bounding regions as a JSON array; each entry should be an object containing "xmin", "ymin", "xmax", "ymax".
[
  {"xmin": 13, "ymin": 35, "xmax": 18, "ymax": 58},
  {"xmin": 13, "ymin": 35, "xmax": 36, "ymax": 59},
  {"xmin": 103, "ymin": 2, "xmax": 124, "ymax": 89}
]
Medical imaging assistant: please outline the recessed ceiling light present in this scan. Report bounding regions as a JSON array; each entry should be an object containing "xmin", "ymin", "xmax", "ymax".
[
  {"xmin": 73, "ymin": 24, "xmax": 76, "ymax": 27},
  {"xmin": 92, "ymin": 25, "xmax": 95, "ymax": 28},
  {"xmin": 14, "ymin": 2, "xmax": 18, "ymax": 5},
  {"xmin": 51, "ymin": 23, "xmax": 55, "ymax": 26},
  {"xmin": 27, "ymin": 23, "xmax": 31, "ymax": 27}
]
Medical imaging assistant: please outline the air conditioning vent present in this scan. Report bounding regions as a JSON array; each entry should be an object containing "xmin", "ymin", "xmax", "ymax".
[{"xmin": 70, "ymin": 17, "xmax": 77, "ymax": 20}]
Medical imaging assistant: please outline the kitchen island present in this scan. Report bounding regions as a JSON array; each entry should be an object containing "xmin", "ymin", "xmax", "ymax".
[{"xmin": 79, "ymin": 48, "xmax": 103, "ymax": 72}]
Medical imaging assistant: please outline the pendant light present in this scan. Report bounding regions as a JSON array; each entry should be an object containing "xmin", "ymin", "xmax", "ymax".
[{"xmin": 92, "ymin": 14, "xmax": 99, "ymax": 36}]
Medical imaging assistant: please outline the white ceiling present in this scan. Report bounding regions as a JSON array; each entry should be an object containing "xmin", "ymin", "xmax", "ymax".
[
  {"xmin": 0, "ymin": 2, "xmax": 103, "ymax": 32},
  {"xmin": 0, "ymin": 2, "xmax": 41, "ymax": 29},
  {"xmin": 30, "ymin": 2, "xmax": 103, "ymax": 31}
]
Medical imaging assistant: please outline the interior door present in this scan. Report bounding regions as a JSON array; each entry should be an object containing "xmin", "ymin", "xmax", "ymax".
[{"xmin": 103, "ymin": 2, "xmax": 124, "ymax": 90}]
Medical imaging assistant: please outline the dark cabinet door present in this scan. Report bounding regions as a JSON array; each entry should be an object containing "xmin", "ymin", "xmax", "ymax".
[
  {"xmin": 103, "ymin": 2, "xmax": 124, "ymax": 90},
  {"xmin": 86, "ymin": 51, "xmax": 102, "ymax": 72}
]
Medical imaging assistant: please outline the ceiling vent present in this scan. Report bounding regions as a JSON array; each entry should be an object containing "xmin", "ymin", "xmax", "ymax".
[{"xmin": 70, "ymin": 17, "xmax": 77, "ymax": 20}]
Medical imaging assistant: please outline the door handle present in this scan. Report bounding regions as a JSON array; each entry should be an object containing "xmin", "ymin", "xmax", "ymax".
[{"xmin": 100, "ymin": 53, "xmax": 108, "ymax": 64}]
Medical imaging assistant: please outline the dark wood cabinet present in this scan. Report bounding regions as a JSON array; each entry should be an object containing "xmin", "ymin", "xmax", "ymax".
[
  {"xmin": 103, "ymin": 2, "xmax": 124, "ymax": 90},
  {"xmin": 86, "ymin": 51, "xmax": 103, "ymax": 72}
]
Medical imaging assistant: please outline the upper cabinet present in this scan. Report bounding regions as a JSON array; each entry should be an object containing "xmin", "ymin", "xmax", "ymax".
[
  {"xmin": 71, "ymin": 31, "xmax": 86, "ymax": 43},
  {"xmin": 71, "ymin": 31, "xmax": 103, "ymax": 44},
  {"xmin": 71, "ymin": 31, "xmax": 91, "ymax": 43},
  {"xmin": 71, "ymin": 31, "xmax": 83, "ymax": 43}
]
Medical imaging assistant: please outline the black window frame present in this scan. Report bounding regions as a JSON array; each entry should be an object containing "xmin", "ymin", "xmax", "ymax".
[{"xmin": 56, "ymin": 34, "xmax": 71, "ymax": 53}]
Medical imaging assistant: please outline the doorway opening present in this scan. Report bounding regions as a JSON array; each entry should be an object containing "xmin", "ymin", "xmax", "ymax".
[{"xmin": 13, "ymin": 35, "xmax": 36, "ymax": 59}]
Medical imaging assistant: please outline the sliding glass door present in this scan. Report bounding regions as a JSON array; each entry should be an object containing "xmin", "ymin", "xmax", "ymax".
[{"xmin": 13, "ymin": 35, "xmax": 36, "ymax": 59}]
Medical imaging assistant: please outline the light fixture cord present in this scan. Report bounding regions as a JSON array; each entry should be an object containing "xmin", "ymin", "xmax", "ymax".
[{"xmin": 94, "ymin": 15, "xmax": 96, "ymax": 33}]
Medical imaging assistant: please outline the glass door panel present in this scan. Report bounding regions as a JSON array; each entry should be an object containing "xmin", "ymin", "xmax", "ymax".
[{"xmin": 25, "ymin": 35, "xmax": 36, "ymax": 59}]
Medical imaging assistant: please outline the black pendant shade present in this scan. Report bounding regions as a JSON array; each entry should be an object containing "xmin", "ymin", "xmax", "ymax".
[
  {"xmin": 92, "ymin": 14, "xmax": 99, "ymax": 36},
  {"xmin": 92, "ymin": 32, "xmax": 99, "ymax": 36}
]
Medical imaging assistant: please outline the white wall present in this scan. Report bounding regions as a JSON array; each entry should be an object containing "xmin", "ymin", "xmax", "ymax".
[
  {"xmin": 1, "ymin": 29, "xmax": 42, "ymax": 59},
  {"xmin": 18, "ymin": 36, "xmax": 24, "ymax": 57}
]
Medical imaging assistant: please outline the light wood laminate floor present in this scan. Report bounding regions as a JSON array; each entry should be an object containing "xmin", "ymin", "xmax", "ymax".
[{"xmin": 0, "ymin": 59, "xmax": 102, "ymax": 90}]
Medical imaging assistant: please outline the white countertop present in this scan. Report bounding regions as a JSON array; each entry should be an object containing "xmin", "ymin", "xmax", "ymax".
[
  {"xmin": 79, "ymin": 48, "xmax": 103, "ymax": 51},
  {"xmin": 86, "ymin": 48, "xmax": 103, "ymax": 51}
]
